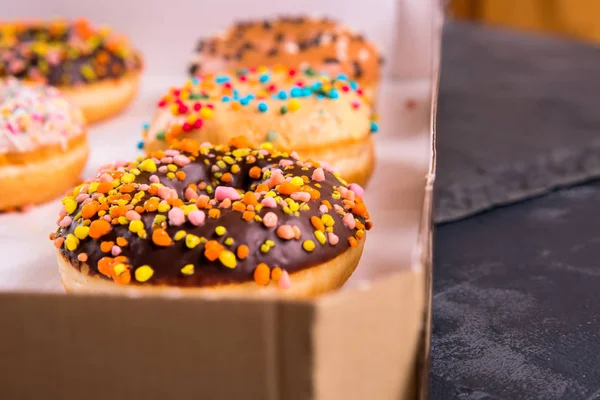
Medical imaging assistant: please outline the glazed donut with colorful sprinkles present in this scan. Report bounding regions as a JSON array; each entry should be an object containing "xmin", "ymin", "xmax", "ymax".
[
  {"xmin": 51, "ymin": 137, "xmax": 372, "ymax": 298},
  {"xmin": 0, "ymin": 77, "xmax": 89, "ymax": 210},
  {"xmin": 141, "ymin": 66, "xmax": 378, "ymax": 186},
  {"xmin": 0, "ymin": 18, "xmax": 143, "ymax": 123},
  {"xmin": 189, "ymin": 15, "xmax": 382, "ymax": 103}
]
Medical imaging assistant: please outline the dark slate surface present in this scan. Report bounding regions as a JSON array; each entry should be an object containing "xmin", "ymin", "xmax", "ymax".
[
  {"xmin": 432, "ymin": 182, "xmax": 600, "ymax": 400},
  {"xmin": 436, "ymin": 22, "xmax": 600, "ymax": 223}
]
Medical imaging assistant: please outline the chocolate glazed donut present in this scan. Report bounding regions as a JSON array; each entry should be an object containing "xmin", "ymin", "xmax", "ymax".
[{"xmin": 52, "ymin": 138, "xmax": 372, "ymax": 297}]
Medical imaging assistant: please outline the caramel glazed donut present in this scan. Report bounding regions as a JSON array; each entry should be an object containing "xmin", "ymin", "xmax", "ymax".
[
  {"xmin": 0, "ymin": 18, "xmax": 143, "ymax": 123},
  {"xmin": 51, "ymin": 138, "xmax": 372, "ymax": 298},
  {"xmin": 0, "ymin": 78, "xmax": 89, "ymax": 210},
  {"xmin": 141, "ymin": 66, "xmax": 379, "ymax": 187},
  {"xmin": 188, "ymin": 15, "xmax": 382, "ymax": 103}
]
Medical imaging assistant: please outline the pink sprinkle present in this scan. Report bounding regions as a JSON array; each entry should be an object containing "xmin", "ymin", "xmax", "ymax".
[
  {"xmin": 349, "ymin": 183, "xmax": 364, "ymax": 198},
  {"xmin": 215, "ymin": 186, "xmax": 240, "ymax": 201},
  {"xmin": 103, "ymin": 215, "xmax": 112, "ymax": 222},
  {"xmin": 92, "ymin": 193, "xmax": 103, "ymax": 200},
  {"xmin": 164, "ymin": 149, "xmax": 180, "ymax": 156},
  {"xmin": 333, "ymin": 204, "xmax": 344, "ymax": 213},
  {"xmin": 291, "ymin": 192, "xmax": 311, "ymax": 202},
  {"xmin": 174, "ymin": 155, "xmax": 191, "ymax": 166},
  {"xmin": 328, "ymin": 232, "xmax": 339, "ymax": 245},
  {"xmin": 158, "ymin": 166, "xmax": 168, "ymax": 173},
  {"xmin": 188, "ymin": 210, "xmax": 206, "ymax": 226},
  {"xmin": 200, "ymin": 141, "xmax": 212, "ymax": 147},
  {"xmin": 259, "ymin": 149, "xmax": 270, "ymax": 156},
  {"xmin": 279, "ymin": 159, "xmax": 294, "ymax": 167},
  {"xmin": 290, "ymin": 151, "xmax": 300, "ymax": 160},
  {"xmin": 311, "ymin": 168, "xmax": 325, "ymax": 182},
  {"xmin": 99, "ymin": 173, "xmax": 113, "ymax": 183},
  {"xmin": 139, "ymin": 184, "xmax": 150, "ymax": 191},
  {"xmin": 149, "ymin": 175, "xmax": 160, "ymax": 183},
  {"xmin": 261, "ymin": 197, "xmax": 277, "ymax": 208},
  {"xmin": 339, "ymin": 187, "xmax": 348, "ymax": 197},
  {"xmin": 343, "ymin": 213, "xmax": 356, "ymax": 230},
  {"xmin": 262, "ymin": 212, "xmax": 278, "ymax": 228},
  {"xmin": 276, "ymin": 225, "xmax": 295, "ymax": 240},
  {"xmin": 111, "ymin": 246, "xmax": 122, "ymax": 256},
  {"xmin": 185, "ymin": 187, "xmax": 198, "ymax": 200},
  {"xmin": 168, "ymin": 207, "xmax": 185, "ymax": 226},
  {"xmin": 160, "ymin": 157, "xmax": 173, "ymax": 164},
  {"xmin": 59, "ymin": 216, "xmax": 72, "ymax": 227},
  {"xmin": 125, "ymin": 210, "xmax": 141, "ymax": 221},
  {"xmin": 114, "ymin": 160, "xmax": 129, "ymax": 168},
  {"xmin": 268, "ymin": 171, "xmax": 285, "ymax": 187},
  {"xmin": 278, "ymin": 271, "xmax": 291, "ymax": 289},
  {"xmin": 21, "ymin": 204, "xmax": 35, "ymax": 213},
  {"xmin": 319, "ymin": 205, "xmax": 328, "ymax": 214},
  {"xmin": 75, "ymin": 194, "xmax": 89, "ymax": 203},
  {"xmin": 79, "ymin": 184, "xmax": 89, "ymax": 194}
]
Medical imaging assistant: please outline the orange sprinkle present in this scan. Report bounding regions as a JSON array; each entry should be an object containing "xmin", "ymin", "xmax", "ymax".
[
  {"xmin": 249, "ymin": 166, "xmax": 262, "ymax": 179},
  {"xmin": 271, "ymin": 267, "xmax": 283, "ymax": 281},
  {"xmin": 116, "ymin": 237, "xmax": 128, "ymax": 247},
  {"xmin": 353, "ymin": 203, "xmax": 367, "ymax": 216},
  {"xmin": 112, "ymin": 268, "xmax": 131, "ymax": 285},
  {"xmin": 348, "ymin": 236, "xmax": 358, "ymax": 248},
  {"xmin": 221, "ymin": 172, "xmax": 232, "ymax": 183},
  {"xmin": 365, "ymin": 221, "xmax": 374, "ymax": 230},
  {"xmin": 81, "ymin": 203, "xmax": 98, "ymax": 219},
  {"xmin": 100, "ymin": 241, "xmax": 114, "ymax": 253},
  {"xmin": 120, "ymin": 183, "xmax": 135, "ymax": 193},
  {"xmin": 321, "ymin": 200, "xmax": 332, "ymax": 210},
  {"xmin": 242, "ymin": 210, "xmax": 255, "ymax": 222},
  {"xmin": 278, "ymin": 181, "xmax": 296, "ymax": 195},
  {"xmin": 77, "ymin": 253, "xmax": 88, "ymax": 262},
  {"xmin": 109, "ymin": 205, "xmax": 127, "ymax": 218},
  {"xmin": 178, "ymin": 139, "xmax": 200, "ymax": 154},
  {"xmin": 167, "ymin": 198, "xmax": 184, "ymax": 207},
  {"xmin": 147, "ymin": 186, "xmax": 159, "ymax": 195},
  {"xmin": 310, "ymin": 190, "xmax": 321, "ymax": 200},
  {"xmin": 232, "ymin": 201, "xmax": 246, "ymax": 212},
  {"xmin": 310, "ymin": 216, "xmax": 325, "ymax": 232},
  {"xmin": 97, "ymin": 257, "xmax": 114, "ymax": 277},
  {"xmin": 208, "ymin": 208, "xmax": 221, "ymax": 219},
  {"xmin": 89, "ymin": 219, "xmax": 111, "ymax": 239},
  {"xmin": 134, "ymin": 206, "xmax": 145, "ymax": 214},
  {"xmin": 98, "ymin": 203, "xmax": 109, "ymax": 211},
  {"xmin": 229, "ymin": 136, "xmax": 253, "ymax": 149},
  {"xmin": 237, "ymin": 244, "xmax": 249, "ymax": 259},
  {"xmin": 152, "ymin": 228, "xmax": 172, "ymax": 247},
  {"xmin": 256, "ymin": 183, "xmax": 269, "ymax": 193},
  {"xmin": 97, "ymin": 182, "xmax": 113, "ymax": 194},
  {"xmin": 204, "ymin": 240, "xmax": 224, "ymax": 261},
  {"xmin": 197, "ymin": 196, "xmax": 210, "ymax": 209},
  {"xmin": 254, "ymin": 263, "xmax": 271, "ymax": 286},
  {"xmin": 242, "ymin": 192, "xmax": 258, "ymax": 206},
  {"xmin": 144, "ymin": 198, "xmax": 159, "ymax": 212},
  {"xmin": 356, "ymin": 230, "xmax": 365, "ymax": 239},
  {"xmin": 176, "ymin": 171, "xmax": 186, "ymax": 181}
]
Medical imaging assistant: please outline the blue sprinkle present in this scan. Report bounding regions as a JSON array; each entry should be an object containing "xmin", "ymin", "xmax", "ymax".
[
  {"xmin": 350, "ymin": 81, "xmax": 358, "ymax": 90},
  {"xmin": 192, "ymin": 77, "xmax": 200, "ymax": 85},
  {"xmin": 370, "ymin": 122, "xmax": 379, "ymax": 133},
  {"xmin": 247, "ymin": 94, "xmax": 255, "ymax": 100},
  {"xmin": 311, "ymin": 82, "xmax": 322, "ymax": 91},
  {"xmin": 221, "ymin": 96, "xmax": 230, "ymax": 102},
  {"xmin": 336, "ymin": 74, "xmax": 348, "ymax": 81},
  {"xmin": 215, "ymin": 75, "xmax": 230, "ymax": 84},
  {"xmin": 142, "ymin": 122, "xmax": 149, "ymax": 130},
  {"xmin": 317, "ymin": 94, "xmax": 325, "ymax": 100},
  {"xmin": 302, "ymin": 88, "xmax": 312, "ymax": 97},
  {"xmin": 266, "ymin": 130, "xmax": 278, "ymax": 142},
  {"xmin": 328, "ymin": 89, "xmax": 339, "ymax": 99},
  {"xmin": 240, "ymin": 98, "xmax": 250, "ymax": 106},
  {"xmin": 259, "ymin": 74, "xmax": 269, "ymax": 83},
  {"xmin": 290, "ymin": 87, "xmax": 302, "ymax": 98},
  {"xmin": 277, "ymin": 90, "xmax": 287, "ymax": 100},
  {"xmin": 258, "ymin": 102, "xmax": 268, "ymax": 112},
  {"xmin": 137, "ymin": 141, "xmax": 145, "ymax": 149}
]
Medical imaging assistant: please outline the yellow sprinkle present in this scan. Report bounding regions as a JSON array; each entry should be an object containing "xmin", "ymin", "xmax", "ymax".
[
  {"xmin": 174, "ymin": 230, "xmax": 187, "ymax": 241},
  {"xmin": 232, "ymin": 149, "xmax": 250, "ymax": 158},
  {"xmin": 314, "ymin": 230, "xmax": 327, "ymax": 245},
  {"xmin": 153, "ymin": 215, "xmax": 167, "ymax": 225},
  {"xmin": 231, "ymin": 164, "xmax": 240, "ymax": 174},
  {"xmin": 138, "ymin": 230, "xmax": 148, "ymax": 239},
  {"xmin": 266, "ymin": 240, "xmax": 275, "ymax": 247},
  {"xmin": 200, "ymin": 108, "xmax": 213, "ymax": 119},
  {"xmin": 129, "ymin": 220, "xmax": 144, "ymax": 233},
  {"xmin": 289, "ymin": 202, "xmax": 300, "ymax": 212},
  {"xmin": 215, "ymin": 226, "xmax": 226, "ymax": 236},
  {"xmin": 186, "ymin": 234, "xmax": 201, "ymax": 248},
  {"xmin": 118, "ymin": 216, "xmax": 129, "ymax": 225},
  {"xmin": 290, "ymin": 177, "xmax": 304, "ymax": 187},
  {"xmin": 139, "ymin": 159, "xmax": 157, "ymax": 173},
  {"xmin": 72, "ymin": 184, "xmax": 84, "ymax": 197},
  {"xmin": 223, "ymin": 156, "xmax": 235, "ymax": 165},
  {"xmin": 87, "ymin": 182, "xmax": 99, "ymax": 194},
  {"xmin": 219, "ymin": 250, "xmax": 237, "ymax": 269},
  {"xmin": 157, "ymin": 203, "xmax": 171, "ymax": 213},
  {"xmin": 135, "ymin": 265, "xmax": 154, "ymax": 282},
  {"xmin": 260, "ymin": 244, "xmax": 270, "ymax": 253},
  {"xmin": 74, "ymin": 226, "xmax": 89, "ymax": 240},
  {"xmin": 131, "ymin": 168, "xmax": 141, "ymax": 175},
  {"xmin": 170, "ymin": 104, "xmax": 179, "ymax": 115},
  {"xmin": 260, "ymin": 142, "xmax": 274, "ymax": 150},
  {"xmin": 288, "ymin": 99, "xmax": 301, "ymax": 112},
  {"xmin": 302, "ymin": 240, "xmax": 316, "ymax": 252},
  {"xmin": 181, "ymin": 264, "xmax": 195, "ymax": 275},
  {"xmin": 254, "ymin": 204, "xmax": 263, "ymax": 213},
  {"xmin": 167, "ymin": 164, "xmax": 177, "ymax": 172},
  {"xmin": 63, "ymin": 198, "xmax": 77, "ymax": 215},
  {"xmin": 224, "ymin": 237, "xmax": 234, "ymax": 246},
  {"xmin": 120, "ymin": 173, "xmax": 135, "ymax": 183},
  {"xmin": 113, "ymin": 263, "xmax": 127, "ymax": 276},
  {"xmin": 65, "ymin": 234, "xmax": 79, "ymax": 251},
  {"xmin": 216, "ymin": 160, "xmax": 226, "ymax": 169},
  {"xmin": 321, "ymin": 214, "xmax": 335, "ymax": 227}
]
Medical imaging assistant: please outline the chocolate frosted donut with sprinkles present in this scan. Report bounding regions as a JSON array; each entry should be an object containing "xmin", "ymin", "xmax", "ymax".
[
  {"xmin": 189, "ymin": 15, "xmax": 382, "ymax": 103},
  {"xmin": 142, "ymin": 66, "xmax": 378, "ymax": 186},
  {"xmin": 51, "ymin": 138, "xmax": 372, "ymax": 298},
  {"xmin": 0, "ymin": 18, "xmax": 143, "ymax": 123},
  {"xmin": 0, "ymin": 77, "xmax": 88, "ymax": 210}
]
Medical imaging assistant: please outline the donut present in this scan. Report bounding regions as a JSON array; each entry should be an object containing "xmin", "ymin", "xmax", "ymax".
[
  {"xmin": 51, "ymin": 137, "xmax": 372, "ymax": 298},
  {"xmin": 141, "ymin": 66, "xmax": 378, "ymax": 186},
  {"xmin": 0, "ymin": 77, "xmax": 88, "ymax": 210},
  {"xmin": 188, "ymin": 15, "xmax": 382, "ymax": 103},
  {"xmin": 0, "ymin": 18, "xmax": 143, "ymax": 124}
]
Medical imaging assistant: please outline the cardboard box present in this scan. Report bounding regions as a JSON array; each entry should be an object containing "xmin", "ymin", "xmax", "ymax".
[{"xmin": 0, "ymin": 2, "xmax": 441, "ymax": 398}]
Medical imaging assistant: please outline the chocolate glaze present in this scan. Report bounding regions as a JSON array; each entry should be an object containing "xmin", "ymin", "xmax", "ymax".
[{"xmin": 56, "ymin": 145, "xmax": 369, "ymax": 287}]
